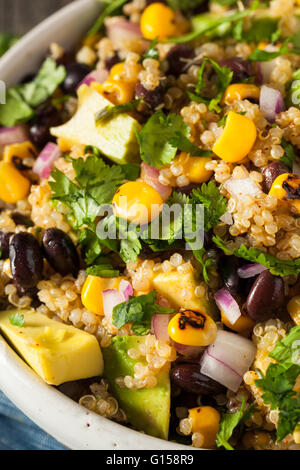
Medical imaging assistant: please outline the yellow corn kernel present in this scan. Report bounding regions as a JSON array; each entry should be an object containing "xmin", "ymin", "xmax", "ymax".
[
  {"xmin": 168, "ymin": 309, "xmax": 217, "ymax": 347},
  {"xmin": 0, "ymin": 161, "xmax": 30, "ymax": 204},
  {"xmin": 179, "ymin": 153, "xmax": 213, "ymax": 183},
  {"xmin": 212, "ymin": 111, "xmax": 257, "ymax": 163},
  {"xmin": 81, "ymin": 275, "xmax": 126, "ymax": 316},
  {"xmin": 57, "ymin": 137, "xmax": 74, "ymax": 153},
  {"xmin": 96, "ymin": 79, "xmax": 135, "ymax": 105},
  {"xmin": 221, "ymin": 311, "xmax": 255, "ymax": 337},
  {"xmin": 140, "ymin": 3, "xmax": 177, "ymax": 40},
  {"xmin": 258, "ymin": 41, "xmax": 269, "ymax": 50},
  {"xmin": 112, "ymin": 181, "xmax": 163, "ymax": 225},
  {"xmin": 188, "ymin": 406, "xmax": 220, "ymax": 449},
  {"xmin": 287, "ymin": 296, "xmax": 300, "ymax": 325},
  {"xmin": 294, "ymin": 427, "xmax": 300, "ymax": 445},
  {"xmin": 3, "ymin": 141, "xmax": 37, "ymax": 164},
  {"xmin": 269, "ymin": 173, "xmax": 300, "ymax": 214},
  {"xmin": 223, "ymin": 84, "xmax": 260, "ymax": 104},
  {"xmin": 110, "ymin": 62, "xmax": 142, "ymax": 83}
]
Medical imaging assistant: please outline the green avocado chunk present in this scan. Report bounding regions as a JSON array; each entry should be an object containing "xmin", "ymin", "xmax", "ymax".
[{"xmin": 102, "ymin": 335, "xmax": 170, "ymax": 440}]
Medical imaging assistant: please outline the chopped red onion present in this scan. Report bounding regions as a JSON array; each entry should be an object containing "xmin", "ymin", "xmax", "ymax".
[
  {"xmin": 214, "ymin": 288, "xmax": 241, "ymax": 325},
  {"xmin": 0, "ymin": 125, "xmax": 29, "ymax": 150},
  {"xmin": 151, "ymin": 314, "xmax": 170, "ymax": 341},
  {"xmin": 141, "ymin": 162, "xmax": 172, "ymax": 201},
  {"xmin": 237, "ymin": 263, "xmax": 267, "ymax": 279},
  {"xmin": 102, "ymin": 288, "xmax": 124, "ymax": 323},
  {"xmin": 224, "ymin": 177, "xmax": 262, "ymax": 200},
  {"xmin": 219, "ymin": 211, "xmax": 233, "ymax": 225},
  {"xmin": 174, "ymin": 341, "xmax": 204, "ymax": 358},
  {"xmin": 259, "ymin": 85, "xmax": 285, "ymax": 123},
  {"xmin": 118, "ymin": 279, "xmax": 133, "ymax": 301},
  {"xmin": 33, "ymin": 142, "xmax": 61, "ymax": 179},
  {"xmin": 77, "ymin": 69, "xmax": 109, "ymax": 89},
  {"xmin": 106, "ymin": 17, "xmax": 144, "ymax": 48},
  {"xmin": 200, "ymin": 330, "xmax": 256, "ymax": 392}
]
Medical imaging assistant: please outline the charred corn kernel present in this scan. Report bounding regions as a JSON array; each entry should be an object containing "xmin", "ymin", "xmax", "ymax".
[
  {"xmin": 81, "ymin": 275, "xmax": 126, "ymax": 316},
  {"xmin": 269, "ymin": 173, "xmax": 300, "ymax": 214},
  {"xmin": 212, "ymin": 111, "xmax": 257, "ymax": 163},
  {"xmin": 112, "ymin": 181, "xmax": 163, "ymax": 225},
  {"xmin": 140, "ymin": 3, "xmax": 177, "ymax": 40},
  {"xmin": 168, "ymin": 309, "xmax": 217, "ymax": 346},
  {"xmin": 287, "ymin": 296, "xmax": 300, "ymax": 325},
  {"xmin": 110, "ymin": 62, "xmax": 142, "ymax": 83},
  {"xmin": 223, "ymin": 84, "xmax": 260, "ymax": 104},
  {"xmin": 97, "ymin": 79, "xmax": 135, "ymax": 105},
  {"xmin": 221, "ymin": 311, "xmax": 255, "ymax": 336},
  {"xmin": 57, "ymin": 137, "xmax": 73, "ymax": 153},
  {"xmin": 3, "ymin": 141, "xmax": 37, "ymax": 164},
  {"xmin": 179, "ymin": 153, "xmax": 213, "ymax": 183},
  {"xmin": 0, "ymin": 161, "xmax": 30, "ymax": 204},
  {"xmin": 188, "ymin": 406, "xmax": 220, "ymax": 449}
]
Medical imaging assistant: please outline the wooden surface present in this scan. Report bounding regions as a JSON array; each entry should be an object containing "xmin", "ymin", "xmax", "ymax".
[{"xmin": 0, "ymin": 0, "xmax": 73, "ymax": 35}]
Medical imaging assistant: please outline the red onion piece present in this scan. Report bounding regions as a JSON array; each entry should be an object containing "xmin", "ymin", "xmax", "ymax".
[
  {"xmin": 119, "ymin": 279, "xmax": 133, "ymax": 301},
  {"xmin": 200, "ymin": 330, "xmax": 256, "ymax": 392},
  {"xmin": 106, "ymin": 17, "xmax": 143, "ymax": 48},
  {"xmin": 151, "ymin": 314, "xmax": 170, "ymax": 341},
  {"xmin": 0, "ymin": 125, "xmax": 29, "ymax": 150},
  {"xmin": 33, "ymin": 142, "xmax": 61, "ymax": 179},
  {"xmin": 141, "ymin": 162, "xmax": 172, "ymax": 201},
  {"xmin": 237, "ymin": 263, "xmax": 267, "ymax": 279},
  {"xmin": 102, "ymin": 288, "xmax": 124, "ymax": 323},
  {"xmin": 77, "ymin": 69, "xmax": 109, "ymax": 89},
  {"xmin": 214, "ymin": 288, "xmax": 241, "ymax": 325},
  {"xmin": 224, "ymin": 177, "xmax": 262, "ymax": 200},
  {"xmin": 174, "ymin": 341, "xmax": 204, "ymax": 358},
  {"xmin": 260, "ymin": 85, "xmax": 285, "ymax": 123}
]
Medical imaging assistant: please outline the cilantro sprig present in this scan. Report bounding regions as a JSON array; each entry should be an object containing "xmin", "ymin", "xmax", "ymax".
[
  {"xmin": 255, "ymin": 326, "xmax": 300, "ymax": 442},
  {"xmin": 213, "ymin": 236, "xmax": 300, "ymax": 277},
  {"xmin": 112, "ymin": 290, "xmax": 175, "ymax": 335},
  {"xmin": 95, "ymin": 99, "xmax": 141, "ymax": 124},
  {"xmin": 280, "ymin": 139, "xmax": 296, "ymax": 171},
  {"xmin": 249, "ymin": 32, "xmax": 300, "ymax": 62},
  {"xmin": 9, "ymin": 313, "xmax": 25, "ymax": 327}
]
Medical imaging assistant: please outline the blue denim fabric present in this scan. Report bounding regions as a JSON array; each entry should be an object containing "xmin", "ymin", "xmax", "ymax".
[{"xmin": 0, "ymin": 391, "xmax": 67, "ymax": 450}]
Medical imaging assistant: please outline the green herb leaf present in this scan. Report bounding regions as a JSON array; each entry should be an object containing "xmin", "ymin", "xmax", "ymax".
[
  {"xmin": 169, "ymin": 131, "xmax": 212, "ymax": 157},
  {"xmin": 187, "ymin": 57, "xmax": 233, "ymax": 113},
  {"xmin": 86, "ymin": 257, "xmax": 119, "ymax": 278},
  {"xmin": 0, "ymin": 88, "xmax": 34, "ymax": 127},
  {"xmin": 112, "ymin": 290, "xmax": 175, "ymax": 333},
  {"xmin": 213, "ymin": 235, "xmax": 300, "ymax": 277},
  {"xmin": 142, "ymin": 38, "xmax": 159, "ymax": 60},
  {"xmin": 249, "ymin": 33, "xmax": 300, "ymax": 62},
  {"xmin": 0, "ymin": 32, "xmax": 18, "ymax": 57},
  {"xmin": 136, "ymin": 110, "xmax": 190, "ymax": 168},
  {"xmin": 95, "ymin": 99, "xmax": 141, "ymax": 124},
  {"xmin": 167, "ymin": 0, "xmax": 207, "ymax": 10},
  {"xmin": 191, "ymin": 182, "xmax": 228, "ymax": 232},
  {"xmin": 192, "ymin": 247, "xmax": 216, "ymax": 284},
  {"xmin": 280, "ymin": 139, "xmax": 296, "ymax": 171},
  {"xmin": 9, "ymin": 313, "xmax": 25, "ymax": 327},
  {"xmin": 255, "ymin": 326, "xmax": 300, "ymax": 442},
  {"xmin": 87, "ymin": 0, "xmax": 129, "ymax": 36},
  {"xmin": 216, "ymin": 398, "xmax": 246, "ymax": 450}
]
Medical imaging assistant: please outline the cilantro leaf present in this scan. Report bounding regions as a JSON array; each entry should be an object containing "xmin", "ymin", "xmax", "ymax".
[
  {"xmin": 136, "ymin": 110, "xmax": 190, "ymax": 168},
  {"xmin": 190, "ymin": 182, "xmax": 227, "ymax": 232},
  {"xmin": 280, "ymin": 139, "xmax": 296, "ymax": 171},
  {"xmin": 85, "ymin": 257, "xmax": 119, "ymax": 278},
  {"xmin": 95, "ymin": 99, "xmax": 141, "ymax": 124},
  {"xmin": 169, "ymin": 132, "xmax": 212, "ymax": 157},
  {"xmin": 0, "ymin": 32, "xmax": 18, "ymax": 57},
  {"xmin": 9, "ymin": 313, "xmax": 25, "ymax": 327},
  {"xmin": 249, "ymin": 34, "xmax": 300, "ymax": 62},
  {"xmin": 213, "ymin": 235, "xmax": 300, "ymax": 277},
  {"xmin": 242, "ymin": 18, "xmax": 280, "ymax": 44},
  {"xmin": 216, "ymin": 398, "xmax": 246, "ymax": 450},
  {"xmin": 193, "ymin": 248, "xmax": 216, "ymax": 284},
  {"xmin": 87, "ymin": 0, "xmax": 129, "ymax": 36},
  {"xmin": 112, "ymin": 290, "xmax": 175, "ymax": 333},
  {"xmin": 18, "ymin": 58, "xmax": 66, "ymax": 107},
  {"xmin": 142, "ymin": 38, "xmax": 159, "ymax": 60},
  {"xmin": 187, "ymin": 57, "xmax": 233, "ymax": 113},
  {"xmin": 167, "ymin": 0, "xmax": 207, "ymax": 11},
  {"xmin": 255, "ymin": 326, "xmax": 300, "ymax": 442},
  {"xmin": 0, "ymin": 88, "xmax": 34, "ymax": 127}
]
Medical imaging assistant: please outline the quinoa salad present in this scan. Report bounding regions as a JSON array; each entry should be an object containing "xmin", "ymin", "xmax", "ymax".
[{"xmin": 0, "ymin": 0, "xmax": 300, "ymax": 451}]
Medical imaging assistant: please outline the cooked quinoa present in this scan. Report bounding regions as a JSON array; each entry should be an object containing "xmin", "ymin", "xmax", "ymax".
[{"xmin": 1, "ymin": 0, "xmax": 300, "ymax": 450}]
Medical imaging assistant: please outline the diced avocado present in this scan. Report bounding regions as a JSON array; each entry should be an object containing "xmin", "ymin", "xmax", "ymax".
[
  {"xmin": 51, "ymin": 85, "xmax": 141, "ymax": 165},
  {"xmin": 152, "ymin": 270, "xmax": 218, "ymax": 320},
  {"xmin": 103, "ymin": 335, "xmax": 170, "ymax": 440},
  {"xmin": 0, "ymin": 309, "xmax": 103, "ymax": 385}
]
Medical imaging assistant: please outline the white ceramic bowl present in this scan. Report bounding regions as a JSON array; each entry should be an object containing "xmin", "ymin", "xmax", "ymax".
[{"xmin": 0, "ymin": 0, "xmax": 189, "ymax": 450}]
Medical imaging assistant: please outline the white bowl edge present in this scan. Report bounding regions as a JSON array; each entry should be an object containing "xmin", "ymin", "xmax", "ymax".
[{"xmin": 0, "ymin": 0, "xmax": 191, "ymax": 451}]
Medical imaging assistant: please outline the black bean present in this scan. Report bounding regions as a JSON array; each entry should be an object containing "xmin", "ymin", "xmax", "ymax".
[
  {"xmin": 246, "ymin": 270, "xmax": 285, "ymax": 321},
  {"xmin": 171, "ymin": 363, "xmax": 226, "ymax": 395},
  {"xmin": 135, "ymin": 83, "xmax": 164, "ymax": 109},
  {"xmin": 0, "ymin": 231, "xmax": 13, "ymax": 259},
  {"xmin": 166, "ymin": 45, "xmax": 195, "ymax": 76},
  {"xmin": 56, "ymin": 377, "xmax": 100, "ymax": 402},
  {"xmin": 219, "ymin": 57, "xmax": 254, "ymax": 83},
  {"xmin": 262, "ymin": 161, "xmax": 290, "ymax": 193},
  {"xmin": 105, "ymin": 53, "xmax": 120, "ymax": 71},
  {"xmin": 219, "ymin": 255, "xmax": 240, "ymax": 295},
  {"xmin": 62, "ymin": 63, "xmax": 92, "ymax": 94},
  {"xmin": 10, "ymin": 212, "xmax": 34, "ymax": 228},
  {"xmin": 9, "ymin": 233, "xmax": 43, "ymax": 290},
  {"xmin": 29, "ymin": 105, "xmax": 61, "ymax": 149},
  {"xmin": 42, "ymin": 228, "xmax": 79, "ymax": 277},
  {"xmin": 173, "ymin": 183, "xmax": 201, "ymax": 197}
]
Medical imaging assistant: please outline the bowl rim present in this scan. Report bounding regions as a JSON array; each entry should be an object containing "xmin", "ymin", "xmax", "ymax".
[{"xmin": 0, "ymin": 0, "xmax": 191, "ymax": 451}]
